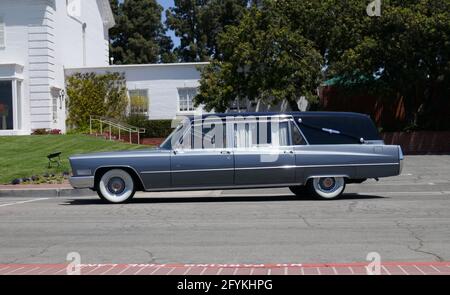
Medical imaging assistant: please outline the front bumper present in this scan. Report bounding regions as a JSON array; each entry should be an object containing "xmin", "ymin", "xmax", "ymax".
[{"xmin": 69, "ymin": 176, "xmax": 95, "ymax": 189}]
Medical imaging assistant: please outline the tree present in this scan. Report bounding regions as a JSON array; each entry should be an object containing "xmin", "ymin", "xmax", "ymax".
[
  {"xmin": 196, "ymin": 0, "xmax": 450, "ymax": 130},
  {"xmin": 320, "ymin": 0, "xmax": 450, "ymax": 130},
  {"xmin": 195, "ymin": 3, "xmax": 323, "ymax": 112},
  {"xmin": 66, "ymin": 73, "xmax": 129, "ymax": 130},
  {"xmin": 109, "ymin": 0, "xmax": 176, "ymax": 64},
  {"xmin": 166, "ymin": 0, "xmax": 249, "ymax": 62}
]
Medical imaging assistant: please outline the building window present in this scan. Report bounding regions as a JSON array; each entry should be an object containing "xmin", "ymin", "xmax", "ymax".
[
  {"xmin": 129, "ymin": 89, "xmax": 149, "ymax": 115},
  {"xmin": 0, "ymin": 81, "xmax": 13, "ymax": 130},
  {"xmin": 178, "ymin": 88, "xmax": 197, "ymax": 112},
  {"xmin": 0, "ymin": 18, "xmax": 5, "ymax": 48}
]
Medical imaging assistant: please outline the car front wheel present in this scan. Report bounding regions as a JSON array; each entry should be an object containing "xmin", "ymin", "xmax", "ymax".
[
  {"xmin": 307, "ymin": 177, "xmax": 346, "ymax": 200},
  {"xmin": 97, "ymin": 169, "xmax": 136, "ymax": 203}
]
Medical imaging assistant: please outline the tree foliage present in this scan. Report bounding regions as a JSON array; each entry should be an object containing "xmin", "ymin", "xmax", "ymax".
[
  {"xmin": 195, "ymin": 0, "xmax": 450, "ymax": 130},
  {"xmin": 109, "ymin": 0, "xmax": 176, "ymax": 64},
  {"xmin": 195, "ymin": 2, "xmax": 323, "ymax": 112},
  {"xmin": 326, "ymin": 0, "xmax": 450, "ymax": 130},
  {"xmin": 66, "ymin": 73, "xmax": 129, "ymax": 130},
  {"xmin": 166, "ymin": 0, "xmax": 249, "ymax": 62}
]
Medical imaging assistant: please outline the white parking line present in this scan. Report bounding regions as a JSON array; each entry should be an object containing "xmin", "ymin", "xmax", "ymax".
[
  {"xmin": 183, "ymin": 266, "xmax": 192, "ymax": 275},
  {"xmin": 20, "ymin": 267, "xmax": 40, "ymax": 275},
  {"xmin": 381, "ymin": 265, "xmax": 391, "ymax": 275},
  {"xmin": 398, "ymin": 265, "xmax": 409, "ymax": 275},
  {"xmin": 116, "ymin": 265, "xmax": 132, "ymax": 275},
  {"xmin": 166, "ymin": 267, "xmax": 176, "ymax": 275},
  {"xmin": 430, "ymin": 265, "xmax": 441, "ymax": 273},
  {"xmin": 0, "ymin": 198, "xmax": 49, "ymax": 208},
  {"xmin": 3, "ymin": 267, "xmax": 24, "ymax": 275},
  {"xmin": 413, "ymin": 265, "xmax": 426, "ymax": 275},
  {"xmin": 149, "ymin": 265, "xmax": 163, "ymax": 275}
]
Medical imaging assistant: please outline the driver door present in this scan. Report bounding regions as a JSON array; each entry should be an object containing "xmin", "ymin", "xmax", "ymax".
[{"xmin": 171, "ymin": 119, "xmax": 234, "ymax": 188}]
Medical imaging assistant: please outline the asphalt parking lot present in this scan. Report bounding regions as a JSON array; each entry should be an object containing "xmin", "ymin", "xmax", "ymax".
[{"xmin": 0, "ymin": 156, "xmax": 449, "ymax": 265}]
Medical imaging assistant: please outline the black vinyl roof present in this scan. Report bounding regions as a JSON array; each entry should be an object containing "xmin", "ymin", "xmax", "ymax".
[{"xmin": 188, "ymin": 111, "xmax": 380, "ymax": 143}]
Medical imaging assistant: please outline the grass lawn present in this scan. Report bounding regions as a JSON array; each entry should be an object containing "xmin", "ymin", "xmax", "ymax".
[{"xmin": 0, "ymin": 135, "xmax": 148, "ymax": 184}]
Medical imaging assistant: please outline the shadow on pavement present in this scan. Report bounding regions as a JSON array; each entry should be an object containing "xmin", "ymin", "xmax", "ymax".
[{"xmin": 61, "ymin": 193, "xmax": 385, "ymax": 205}]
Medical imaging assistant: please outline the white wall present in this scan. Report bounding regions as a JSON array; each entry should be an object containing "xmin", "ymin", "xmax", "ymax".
[
  {"xmin": 55, "ymin": 0, "xmax": 110, "ymax": 69},
  {"xmin": 0, "ymin": 0, "xmax": 54, "ymax": 133},
  {"xmin": 0, "ymin": 0, "xmax": 112, "ymax": 134},
  {"xmin": 52, "ymin": 0, "xmax": 111, "ymax": 132},
  {"xmin": 65, "ymin": 63, "xmax": 208, "ymax": 120}
]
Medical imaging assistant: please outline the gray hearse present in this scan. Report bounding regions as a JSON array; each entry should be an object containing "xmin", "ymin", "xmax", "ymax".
[{"xmin": 69, "ymin": 112, "xmax": 403, "ymax": 203}]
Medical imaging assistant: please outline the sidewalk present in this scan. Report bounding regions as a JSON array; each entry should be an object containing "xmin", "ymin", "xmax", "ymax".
[
  {"xmin": 0, "ymin": 262, "xmax": 449, "ymax": 275},
  {"xmin": 0, "ymin": 183, "xmax": 93, "ymax": 198}
]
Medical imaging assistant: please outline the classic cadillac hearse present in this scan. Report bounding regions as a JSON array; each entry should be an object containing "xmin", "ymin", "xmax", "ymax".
[{"xmin": 69, "ymin": 112, "xmax": 404, "ymax": 203}]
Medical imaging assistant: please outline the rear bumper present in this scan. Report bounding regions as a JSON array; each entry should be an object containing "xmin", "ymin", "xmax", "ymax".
[
  {"xmin": 69, "ymin": 176, "xmax": 95, "ymax": 189},
  {"xmin": 398, "ymin": 146, "xmax": 404, "ymax": 174}
]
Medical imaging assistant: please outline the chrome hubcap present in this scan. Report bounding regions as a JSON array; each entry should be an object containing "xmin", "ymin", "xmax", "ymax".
[
  {"xmin": 319, "ymin": 177, "xmax": 336, "ymax": 191},
  {"xmin": 107, "ymin": 177, "xmax": 126, "ymax": 194}
]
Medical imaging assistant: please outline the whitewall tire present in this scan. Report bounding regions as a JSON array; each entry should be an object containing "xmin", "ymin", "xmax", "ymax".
[
  {"xmin": 307, "ymin": 177, "xmax": 346, "ymax": 200},
  {"xmin": 97, "ymin": 169, "xmax": 136, "ymax": 203}
]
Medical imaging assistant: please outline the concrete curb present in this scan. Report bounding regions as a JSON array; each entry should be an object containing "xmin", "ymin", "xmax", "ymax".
[{"xmin": 0, "ymin": 188, "xmax": 95, "ymax": 198}]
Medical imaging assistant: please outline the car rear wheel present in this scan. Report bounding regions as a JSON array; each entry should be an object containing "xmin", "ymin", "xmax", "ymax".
[
  {"xmin": 289, "ymin": 185, "xmax": 309, "ymax": 197},
  {"xmin": 307, "ymin": 177, "xmax": 346, "ymax": 200},
  {"xmin": 97, "ymin": 169, "xmax": 136, "ymax": 204}
]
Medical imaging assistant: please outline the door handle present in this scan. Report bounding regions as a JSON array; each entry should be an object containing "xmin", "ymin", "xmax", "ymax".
[
  {"xmin": 284, "ymin": 150, "xmax": 294, "ymax": 154},
  {"xmin": 220, "ymin": 151, "xmax": 231, "ymax": 155}
]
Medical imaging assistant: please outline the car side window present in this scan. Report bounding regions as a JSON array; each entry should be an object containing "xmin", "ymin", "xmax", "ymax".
[
  {"xmin": 291, "ymin": 121, "xmax": 306, "ymax": 146},
  {"xmin": 182, "ymin": 120, "xmax": 227, "ymax": 150},
  {"xmin": 233, "ymin": 119, "xmax": 290, "ymax": 148},
  {"xmin": 275, "ymin": 121, "xmax": 290, "ymax": 147}
]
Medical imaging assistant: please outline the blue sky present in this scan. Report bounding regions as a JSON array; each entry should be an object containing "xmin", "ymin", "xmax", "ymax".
[{"xmin": 158, "ymin": 0, "xmax": 180, "ymax": 47}]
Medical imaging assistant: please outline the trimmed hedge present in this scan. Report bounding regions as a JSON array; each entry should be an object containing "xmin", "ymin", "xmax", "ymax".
[{"xmin": 126, "ymin": 115, "xmax": 174, "ymax": 138}]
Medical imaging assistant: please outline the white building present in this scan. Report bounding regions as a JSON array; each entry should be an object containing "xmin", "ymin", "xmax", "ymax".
[
  {"xmin": 0, "ymin": 0, "xmax": 305, "ymax": 136},
  {"xmin": 0, "ymin": 0, "xmax": 114, "ymax": 135},
  {"xmin": 65, "ymin": 62, "xmax": 208, "ymax": 120}
]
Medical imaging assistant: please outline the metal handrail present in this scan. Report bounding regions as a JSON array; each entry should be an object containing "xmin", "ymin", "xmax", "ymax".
[{"xmin": 89, "ymin": 116, "xmax": 146, "ymax": 144}]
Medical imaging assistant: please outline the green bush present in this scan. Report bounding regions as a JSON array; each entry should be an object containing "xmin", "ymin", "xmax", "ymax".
[
  {"xmin": 66, "ymin": 72, "xmax": 128, "ymax": 131},
  {"xmin": 126, "ymin": 114, "xmax": 174, "ymax": 138}
]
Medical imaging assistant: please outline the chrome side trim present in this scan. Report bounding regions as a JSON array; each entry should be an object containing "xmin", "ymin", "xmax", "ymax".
[
  {"xmin": 296, "ymin": 162, "xmax": 400, "ymax": 168},
  {"xmin": 142, "ymin": 168, "xmax": 233, "ymax": 174},
  {"xmin": 141, "ymin": 162, "xmax": 399, "ymax": 175},
  {"xmin": 236, "ymin": 165, "xmax": 297, "ymax": 171},
  {"xmin": 69, "ymin": 176, "xmax": 95, "ymax": 189},
  {"xmin": 141, "ymin": 170, "xmax": 172, "ymax": 174}
]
